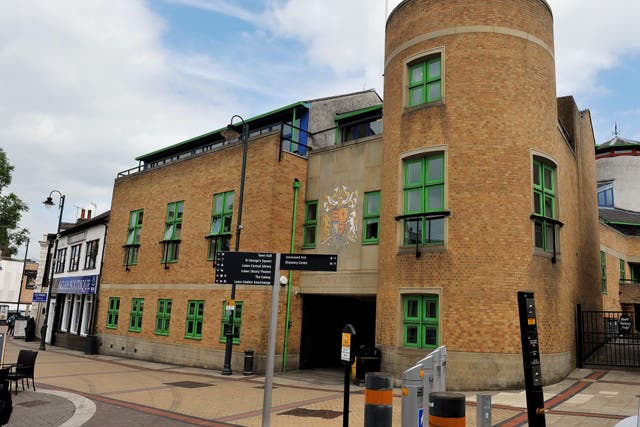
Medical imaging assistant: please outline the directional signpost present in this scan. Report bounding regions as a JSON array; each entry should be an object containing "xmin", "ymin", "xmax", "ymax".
[{"xmin": 215, "ymin": 250, "xmax": 338, "ymax": 427}]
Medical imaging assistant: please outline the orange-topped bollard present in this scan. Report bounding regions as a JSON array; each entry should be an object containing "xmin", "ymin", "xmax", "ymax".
[
  {"xmin": 364, "ymin": 372, "xmax": 392, "ymax": 426},
  {"xmin": 429, "ymin": 392, "xmax": 465, "ymax": 427}
]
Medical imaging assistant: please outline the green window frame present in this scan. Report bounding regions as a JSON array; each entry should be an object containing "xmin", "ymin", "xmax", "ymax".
[
  {"xmin": 403, "ymin": 295, "xmax": 439, "ymax": 349},
  {"xmin": 155, "ymin": 299, "xmax": 172, "ymax": 336},
  {"xmin": 106, "ymin": 297, "xmax": 120, "ymax": 329},
  {"xmin": 207, "ymin": 191, "xmax": 234, "ymax": 262},
  {"xmin": 162, "ymin": 201, "xmax": 183, "ymax": 263},
  {"xmin": 631, "ymin": 264, "xmax": 640, "ymax": 283},
  {"xmin": 124, "ymin": 209, "xmax": 143, "ymax": 266},
  {"xmin": 408, "ymin": 54, "xmax": 442, "ymax": 107},
  {"xmin": 303, "ymin": 201, "xmax": 318, "ymax": 248},
  {"xmin": 220, "ymin": 300, "xmax": 243, "ymax": 344},
  {"xmin": 185, "ymin": 300, "xmax": 204, "ymax": 340},
  {"xmin": 363, "ymin": 191, "xmax": 380, "ymax": 244},
  {"xmin": 600, "ymin": 251, "xmax": 607, "ymax": 293},
  {"xmin": 129, "ymin": 298, "xmax": 144, "ymax": 332},
  {"xmin": 403, "ymin": 154, "xmax": 445, "ymax": 245},
  {"xmin": 533, "ymin": 160, "xmax": 557, "ymax": 252},
  {"xmin": 620, "ymin": 259, "xmax": 626, "ymax": 283}
]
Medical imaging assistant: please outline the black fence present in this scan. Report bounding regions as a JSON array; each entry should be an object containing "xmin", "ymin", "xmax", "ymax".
[{"xmin": 577, "ymin": 305, "xmax": 640, "ymax": 368}]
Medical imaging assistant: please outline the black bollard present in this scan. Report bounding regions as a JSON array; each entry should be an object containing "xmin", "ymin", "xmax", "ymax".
[
  {"xmin": 243, "ymin": 349, "xmax": 254, "ymax": 375},
  {"xmin": 429, "ymin": 392, "xmax": 465, "ymax": 427},
  {"xmin": 364, "ymin": 372, "xmax": 392, "ymax": 427}
]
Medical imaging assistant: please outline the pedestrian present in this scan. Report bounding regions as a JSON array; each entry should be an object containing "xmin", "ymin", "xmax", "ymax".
[{"xmin": 6, "ymin": 315, "xmax": 14, "ymax": 337}]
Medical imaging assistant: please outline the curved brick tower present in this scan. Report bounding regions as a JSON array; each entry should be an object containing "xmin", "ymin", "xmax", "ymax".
[{"xmin": 379, "ymin": 0, "xmax": 601, "ymax": 389}]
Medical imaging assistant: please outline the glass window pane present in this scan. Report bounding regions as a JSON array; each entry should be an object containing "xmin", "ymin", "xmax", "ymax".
[
  {"xmin": 406, "ymin": 160, "xmax": 423, "ymax": 185},
  {"xmin": 214, "ymin": 195, "xmax": 223, "ymax": 213},
  {"xmin": 196, "ymin": 322, "xmax": 202, "ymax": 335},
  {"xmin": 406, "ymin": 325, "xmax": 418, "ymax": 344},
  {"xmin": 428, "ymin": 218, "xmax": 444, "ymax": 243},
  {"xmin": 223, "ymin": 215, "xmax": 232, "ymax": 233},
  {"xmin": 534, "ymin": 192, "xmax": 542, "ymax": 215},
  {"xmin": 410, "ymin": 64, "xmax": 423, "ymax": 84},
  {"xmin": 427, "ymin": 156, "xmax": 444, "ymax": 182},
  {"xmin": 307, "ymin": 203, "xmax": 317, "ymax": 221},
  {"xmin": 407, "ymin": 299, "xmax": 419, "ymax": 318},
  {"xmin": 165, "ymin": 318, "xmax": 170, "ymax": 330},
  {"xmin": 365, "ymin": 220, "xmax": 379, "ymax": 240},
  {"xmin": 174, "ymin": 223, "xmax": 182, "ymax": 239},
  {"xmin": 428, "ymin": 186, "xmax": 443, "ymax": 211},
  {"xmin": 198, "ymin": 303, "xmax": 204, "ymax": 316},
  {"xmin": 164, "ymin": 224, "xmax": 173, "ymax": 240},
  {"xmin": 407, "ymin": 189, "xmax": 422, "ymax": 212},
  {"xmin": 427, "ymin": 58, "xmax": 441, "ymax": 80},
  {"xmin": 426, "ymin": 300, "xmax": 437, "ymax": 318},
  {"xmin": 210, "ymin": 217, "xmax": 222, "ymax": 235},
  {"xmin": 167, "ymin": 204, "xmax": 175, "ymax": 221},
  {"xmin": 225, "ymin": 193, "xmax": 234, "ymax": 212},
  {"xmin": 534, "ymin": 220, "xmax": 544, "ymax": 248},
  {"xmin": 544, "ymin": 196, "xmax": 554, "ymax": 218},
  {"xmin": 533, "ymin": 164, "xmax": 540, "ymax": 186},
  {"xmin": 367, "ymin": 193, "xmax": 380, "ymax": 214},
  {"xmin": 156, "ymin": 318, "xmax": 162, "ymax": 331},
  {"xmin": 166, "ymin": 300, "xmax": 172, "ymax": 313},
  {"xmin": 544, "ymin": 168, "xmax": 553, "ymax": 192},
  {"xmin": 137, "ymin": 211, "xmax": 143, "ymax": 225},
  {"xmin": 427, "ymin": 82, "xmax": 441, "ymax": 102},
  {"xmin": 404, "ymin": 220, "xmax": 421, "ymax": 245},
  {"xmin": 410, "ymin": 87, "xmax": 423, "ymax": 106},
  {"xmin": 304, "ymin": 226, "xmax": 316, "ymax": 245},
  {"xmin": 425, "ymin": 326, "xmax": 437, "ymax": 346},
  {"xmin": 545, "ymin": 223, "xmax": 554, "ymax": 253}
]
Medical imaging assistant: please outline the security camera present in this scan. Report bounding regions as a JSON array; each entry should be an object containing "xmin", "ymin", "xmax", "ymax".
[{"xmin": 294, "ymin": 290, "xmax": 300, "ymax": 296}]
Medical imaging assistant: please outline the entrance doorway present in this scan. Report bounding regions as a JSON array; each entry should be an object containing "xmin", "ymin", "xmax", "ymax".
[{"xmin": 300, "ymin": 294, "xmax": 376, "ymax": 369}]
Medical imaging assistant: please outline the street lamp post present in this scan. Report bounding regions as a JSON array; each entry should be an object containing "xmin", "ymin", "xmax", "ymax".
[
  {"xmin": 40, "ymin": 190, "xmax": 65, "ymax": 351},
  {"xmin": 18, "ymin": 238, "xmax": 30, "ymax": 316},
  {"xmin": 221, "ymin": 115, "xmax": 249, "ymax": 375}
]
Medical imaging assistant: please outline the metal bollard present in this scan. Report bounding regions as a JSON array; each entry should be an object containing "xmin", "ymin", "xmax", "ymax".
[
  {"xmin": 364, "ymin": 372, "xmax": 393, "ymax": 427},
  {"xmin": 429, "ymin": 392, "xmax": 465, "ymax": 427},
  {"xmin": 243, "ymin": 349, "xmax": 254, "ymax": 375},
  {"xmin": 401, "ymin": 364, "xmax": 424, "ymax": 427},
  {"xmin": 476, "ymin": 393, "xmax": 491, "ymax": 427}
]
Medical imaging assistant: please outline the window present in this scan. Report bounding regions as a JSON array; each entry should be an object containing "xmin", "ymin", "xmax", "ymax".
[
  {"xmin": 408, "ymin": 54, "xmax": 442, "ymax": 107},
  {"xmin": 632, "ymin": 264, "xmax": 640, "ymax": 284},
  {"xmin": 363, "ymin": 191, "xmax": 380, "ymax": 244},
  {"xmin": 208, "ymin": 191, "xmax": 234, "ymax": 263},
  {"xmin": 600, "ymin": 251, "xmax": 607, "ymax": 294},
  {"xmin": 220, "ymin": 300, "xmax": 243, "ymax": 344},
  {"xmin": 403, "ymin": 154, "xmax": 445, "ymax": 245},
  {"xmin": 124, "ymin": 209, "xmax": 143, "ymax": 266},
  {"xmin": 597, "ymin": 184, "xmax": 614, "ymax": 207},
  {"xmin": 532, "ymin": 160, "xmax": 557, "ymax": 252},
  {"xmin": 155, "ymin": 299, "xmax": 172, "ymax": 336},
  {"xmin": 69, "ymin": 244, "xmax": 81, "ymax": 272},
  {"xmin": 107, "ymin": 297, "xmax": 120, "ymax": 329},
  {"xmin": 303, "ymin": 201, "xmax": 318, "ymax": 248},
  {"xmin": 162, "ymin": 201, "xmax": 183, "ymax": 263},
  {"xmin": 80, "ymin": 295, "xmax": 93, "ymax": 336},
  {"xmin": 84, "ymin": 239, "xmax": 99, "ymax": 270},
  {"xmin": 620, "ymin": 259, "xmax": 626, "ymax": 283},
  {"xmin": 403, "ymin": 295, "xmax": 439, "ymax": 349},
  {"xmin": 336, "ymin": 106, "xmax": 383, "ymax": 144},
  {"xmin": 128, "ymin": 298, "xmax": 144, "ymax": 332},
  {"xmin": 55, "ymin": 248, "xmax": 67, "ymax": 273},
  {"xmin": 60, "ymin": 294, "xmax": 71, "ymax": 332},
  {"xmin": 185, "ymin": 300, "xmax": 204, "ymax": 339},
  {"xmin": 70, "ymin": 295, "xmax": 82, "ymax": 334}
]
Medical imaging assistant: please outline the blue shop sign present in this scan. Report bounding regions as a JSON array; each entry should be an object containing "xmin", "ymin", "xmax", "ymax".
[
  {"xmin": 57, "ymin": 275, "xmax": 98, "ymax": 294},
  {"xmin": 32, "ymin": 293, "xmax": 47, "ymax": 303}
]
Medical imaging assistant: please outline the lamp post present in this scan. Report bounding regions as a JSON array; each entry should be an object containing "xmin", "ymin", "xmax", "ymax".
[
  {"xmin": 221, "ymin": 115, "xmax": 249, "ymax": 375},
  {"xmin": 18, "ymin": 238, "xmax": 30, "ymax": 316},
  {"xmin": 40, "ymin": 190, "xmax": 65, "ymax": 351}
]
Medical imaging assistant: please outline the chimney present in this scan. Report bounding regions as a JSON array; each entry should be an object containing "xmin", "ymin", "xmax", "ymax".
[
  {"xmin": 87, "ymin": 210, "xmax": 92, "ymax": 219},
  {"xmin": 81, "ymin": 209, "xmax": 86, "ymax": 219}
]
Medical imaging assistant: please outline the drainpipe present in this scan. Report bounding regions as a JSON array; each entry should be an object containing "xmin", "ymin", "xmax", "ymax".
[{"xmin": 282, "ymin": 178, "xmax": 300, "ymax": 372}]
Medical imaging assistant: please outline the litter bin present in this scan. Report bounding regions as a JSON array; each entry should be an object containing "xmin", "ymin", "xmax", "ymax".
[
  {"xmin": 85, "ymin": 335, "xmax": 98, "ymax": 355},
  {"xmin": 354, "ymin": 346, "xmax": 381, "ymax": 385},
  {"xmin": 243, "ymin": 349, "xmax": 254, "ymax": 375}
]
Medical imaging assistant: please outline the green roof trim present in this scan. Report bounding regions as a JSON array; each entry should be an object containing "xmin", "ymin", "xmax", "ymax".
[
  {"xmin": 136, "ymin": 101, "xmax": 309, "ymax": 161},
  {"xmin": 335, "ymin": 105, "xmax": 383, "ymax": 122},
  {"xmin": 604, "ymin": 220, "xmax": 640, "ymax": 227}
]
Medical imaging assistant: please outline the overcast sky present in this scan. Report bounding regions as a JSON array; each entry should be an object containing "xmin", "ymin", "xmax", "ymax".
[{"xmin": 3, "ymin": 0, "xmax": 640, "ymax": 260}]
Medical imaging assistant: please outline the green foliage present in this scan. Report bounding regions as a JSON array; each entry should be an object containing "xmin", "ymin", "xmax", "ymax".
[{"xmin": 0, "ymin": 148, "xmax": 29, "ymax": 257}]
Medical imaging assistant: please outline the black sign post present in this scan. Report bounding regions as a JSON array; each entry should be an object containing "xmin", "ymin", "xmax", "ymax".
[
  {"xmin": 280, "ymin": 254, "xmax": 337, "ymax": 271},
  {"xmin": 215, "ymin": 251, "xmax": 276, "ymax": 285},
  {"xmin": 517, "ymin": 291, "xmax": 546, "ymax": 426},
  {"xmin": 341, "ymin": 324, "xmax": 356, "ymax": 427}
]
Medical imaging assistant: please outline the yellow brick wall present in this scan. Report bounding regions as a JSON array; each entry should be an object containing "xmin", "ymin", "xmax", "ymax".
[{"xmin": 97, "ymin": 133, "xmax": 307, "ymax": 362}]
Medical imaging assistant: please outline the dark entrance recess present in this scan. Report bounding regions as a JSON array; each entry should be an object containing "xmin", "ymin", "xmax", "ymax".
[{"xmin": 300, "ymin": 295, "xmax": 376, "ymax": 369}]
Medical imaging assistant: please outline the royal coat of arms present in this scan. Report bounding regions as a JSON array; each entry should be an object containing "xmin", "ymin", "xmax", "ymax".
[{"xmin": 321, "ymin": 185, "xmax": 358, "ymax": 250}]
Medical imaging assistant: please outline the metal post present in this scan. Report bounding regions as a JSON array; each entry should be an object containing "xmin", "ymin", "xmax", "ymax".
[
  {"xmin": 476, "ymin": 393, "xmax": 491, "ymax": 427},
  {"xmin": 40, "ymin": 192, "xmax": 65, "ymax": 351},
  {"xmin": 261, "ymin": 254, "xmax": 282, "ymax": 427},
  {"xmin": 18, "ymin": 238, "xmax": 29, "ymax": 315},
  {"xmin": 222, "ymin": 116, "xmax": 249, "ymax": 376},
  {"xmin": 282, "ymin": 178, "xmax": 300, "ymax": 372}
]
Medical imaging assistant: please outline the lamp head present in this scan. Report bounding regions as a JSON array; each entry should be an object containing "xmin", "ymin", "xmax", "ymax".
[{"xmin": 43, "ymin": 197, "xmax": 55, "ymax": 208}]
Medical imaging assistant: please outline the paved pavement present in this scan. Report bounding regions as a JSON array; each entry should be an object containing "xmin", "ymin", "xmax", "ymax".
[{"xmin": 1, "ymin": 334, "xmax": 639, "ymax": 426}]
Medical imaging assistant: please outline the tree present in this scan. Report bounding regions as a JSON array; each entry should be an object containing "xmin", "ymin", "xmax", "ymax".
[{"xmin": 0, "ymin": 148, "xmax": 28, "ymax": 258}]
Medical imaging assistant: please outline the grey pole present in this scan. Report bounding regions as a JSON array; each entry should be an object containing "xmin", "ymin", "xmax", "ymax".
[
  {"xmin": 261, "ymin": 254, "xmax": 282, "ymax": 427},
  {"xmin": 18, "ymin": 238, "xmax": 29, "ymax": 315}
]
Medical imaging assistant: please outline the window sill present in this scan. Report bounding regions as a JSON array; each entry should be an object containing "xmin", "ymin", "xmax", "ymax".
[
  {"xmin": 184, "ymin": 336, "xmax": 202, "ymax": 340},
  {"xmin": 154, "ymin": 331, "xmax": 169, "ymax": 336},
  {"xmin": 106, "ymin": 325, "xmax": 117, "ymax": 330},
  {"xmin": 302, "ymin": 245, "xmax": 316, "ymax": 250},
  {"xmin": 404, "ymin": 100, "xmax": 444, "ymax": 115},
  {"xmin": 397, "ymin": 244, "xmax": 446, "ymax": 255},
  {"xmin": 362, "ymin": 240, "xmax": 379, "ymax": 246},
  {"xmin": 161, "ymin": 260, "xmax": 179, "ymax": 264},
  {"xmin": 533, "ymin": 249, "xmax": 561, "ymax": 262}
]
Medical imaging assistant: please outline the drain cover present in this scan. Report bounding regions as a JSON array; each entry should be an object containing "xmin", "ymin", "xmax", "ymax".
[
  {"xmin": 18, "ymin": 400, "xmax": 50, "ymax": 408},
  {"xmin": 278, "ymin": 408, "xmax": 342, "ymax": 419},
  {"xmin": 164, "ymin": 381, "xmax": 213, "ymax": 389}
]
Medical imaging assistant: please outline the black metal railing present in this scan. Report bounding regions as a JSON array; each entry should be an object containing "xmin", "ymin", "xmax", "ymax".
[{"xmin": 577, "ymin": 305, "xmax": 640, "ymax": 368}]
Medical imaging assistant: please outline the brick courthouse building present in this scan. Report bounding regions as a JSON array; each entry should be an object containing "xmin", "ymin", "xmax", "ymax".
[{"xmin": 96, "ymin": 0, "xmax": 604, "ymax": 389}]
